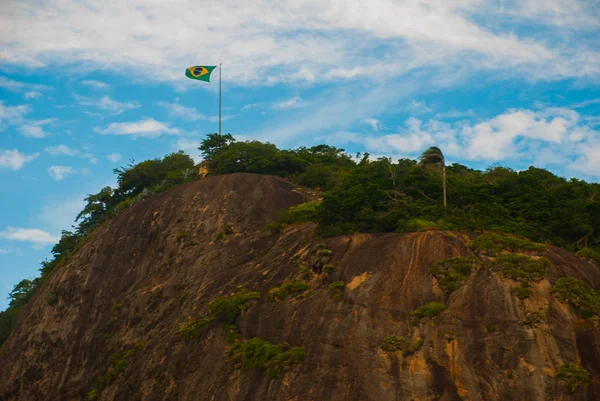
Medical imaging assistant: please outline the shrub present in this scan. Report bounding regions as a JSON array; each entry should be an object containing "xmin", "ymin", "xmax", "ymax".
[
  {"xmin": 229, "ymin": 338, "xmax": 305, "ymax": 379},
  {"xmin": 176, "ymin": 231, "xmax": 188, "ymax": 241},
  {"xmin": 268, "ymin": 201, "xmax": 321, "ymax": 231},
  {"xmin": 381, "ymin": 335, "xmax": 424, "ymax": 355},
  {"xmin": 520, "ymin": 310, "xmax": 545, "ymax": 327},
  {"xmin": 318, "ymin": 249, "xmax": 332, "ymax": 257},
  {"xmin": 300, "ymin": 267, "xmax": 314, "ymax": 281},
  {"xmin": 215, "ymin": 225, "xmax": 235, "ymax": 240},
  {"xmin": 429, "ymin": 256, "xmax": 482, "ymax": 292},
  {"xmin": 555, "ymin": 364, "xmax": 590, "ymax": 393},
  {"xmin": 576, "ymin": 248, "xmax": 600, "ymax": 267},
  {"xmin": 47, "ymin": 290, "xmax": 58, "ymax": 305},
  {"xmin": 267, "ymin": 280, "xmax": 310, "ymax": 302},
  {"xmin": 472, "ymin": 233, "xmax": 546, "ymax": 254},
  {"xmin": 111, "ymin": 299, "xmax": 122, "ymax": 317},
  {"xmin": 209, "ymin": 290, "xmax": 261, "ymax": 324},
  {"xmin": 316, "ymin": 243, "xmax": 326, "ymax": 249},
  {"xmin": 490, "ymin": 254, "xmax": 549, "ymax": 282},
  {"xmin": 552, "ymin": 278, "xmax": 600, "ymax": 317},
  {"xmin": 410, "ymin": 302, "xmax": 446, "ymax": 324},
  {"xmin": 328, "ymin": 281, "xmax": 345, "ymax": 302},
  {"xmin": 323, "ymin": 264, "xmax": 335, "ymax": 275},
  {"xmin": 175, "ymin": 316, "xmax": 214, "ymax": 338}
]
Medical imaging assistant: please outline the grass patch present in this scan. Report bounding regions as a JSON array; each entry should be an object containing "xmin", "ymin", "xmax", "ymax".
[
  {"xmin": 490, "ymin": 254, "xmax": 549, "ymax": 282},
  {"xmin": 230, "ymin": 338, "xmax": 305, "ymax": 379},
  {"xmin": 410, "ymin": 302, "xmax": 446, "ymax": 325},
  {"xmin": 556, "ymin": 364, "xmax": 590, "ymax": 393},
  {"xmin": 87, "ymin": 344, "xmax": 142, "ymax": 399},
  {"xmin": 472, "ymin": 233, "xmax": 546, "ymax": 254},
  {"xmin": 267, "ymin": 280, "xmax": 310, "ymax": 302},
  {"xmin": 576, "ymin": 248, "xmax": 600, "ymax": 267},
  {"xmin": 381, "ymin": 335, "xmax": 424, "ymax": 355},
  {"xmin": 328, "ymin": 281, "xmax": 344, "ymax": 302},
  {"xmin": 552, "ymin": 278, "xmax": 600, "ymax": 317},
  {"xmin": 429, "ymin": 256, "xmax": 482, "ymax": 292},
  {"xmin": 300, "ymin": 267, "xmax": 314, "ymax": 281},
  {"xmin": 176, "ymin": 231, "xmax": 188, "ymax": 242}
]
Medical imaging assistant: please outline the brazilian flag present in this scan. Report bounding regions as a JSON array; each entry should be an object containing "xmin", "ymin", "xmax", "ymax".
[{"xmin": 185, "ymin": 66, "xmax": 217, "ymax": 82}]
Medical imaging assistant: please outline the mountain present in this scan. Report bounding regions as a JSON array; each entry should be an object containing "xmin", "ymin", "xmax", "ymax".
[{"xmin": 1, "ymin": 172, "xmax": 600, "ymax": 401}]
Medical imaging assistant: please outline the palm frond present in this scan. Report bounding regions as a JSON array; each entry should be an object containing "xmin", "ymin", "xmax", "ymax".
[{"xmin": 419, "ymin": 146, "xmax": 445, "ymax": 166}]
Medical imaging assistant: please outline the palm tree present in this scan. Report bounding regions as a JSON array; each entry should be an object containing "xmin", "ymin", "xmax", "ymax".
[{"xmin": 419, "ymin": 146, "xmax": 447, "ymax": 208}]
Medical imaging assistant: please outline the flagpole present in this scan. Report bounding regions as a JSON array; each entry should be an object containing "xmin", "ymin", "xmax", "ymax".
[{"xmin": 219, "ymin": 63, "xmax": 222, "ymax": 135}]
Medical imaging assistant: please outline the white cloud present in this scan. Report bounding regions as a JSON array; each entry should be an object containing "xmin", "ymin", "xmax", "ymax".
[
  {"xmin": 0, "ymin": 227, "xmax": 59, "ymax": 245},
  {"xmin": 157, "ymin": 101, "xmax": 206, "ymax": 121},
  {"xmin": 45, "ymin": 144, "xmax": 78, "ymax": 156},
  {"xmin": 0, "ymin": 248, "xmax": 8, "ymax": 255},
  {"xmin": 0, "ymin": 76, "xmax": 50, "ymax": 93},
  {"xmin": 18, "ymin": 118, "xmax": 55, "ymax": 138},
  {"xmin": 2, "ymin": 0, "xmax": 595, "ymax": 87},
  {"xmin": 48, "ymin": 165, "xmax": 90, "ymax": 180},
  {"xmin": 242, "ymin": 103, "xmax": 260, "ymax": 111},
  {"xmin": 81, "ymin": 80, "xmax": 108, "ymax": 89},
  {"xmin": 435, "ymin": 109, "xmax": 475, "ymax": 119},
  {"xmin": 106, "ymin": 152, "xmax": 121, "ymax": 162},
  {"xmin": 24, "ymin": 91, "xmax": 43, "ymax": 100},
  {"xmin": 74, "ymin": 94, "xmax": 140, "ymax": 115},
  {"xmin": 95, "ymin": 118, "xmax": 180, "ymax": 138},
  {"xmin": 273, "ymin": 95, "xmax": 304, "ymax": 109},
  {"xmin": 572, "ymin": 98, "xmax": 600, "ymax": 109},
  {"xmin": 0, "ymin": 101, "xmax": 30, "ymax": 126},
  {"xmin": 48, "ymin": 165, "xmax": 74, "ymax": 180},
  {"xmin": 404, "ymin": 100, "xmax": 432, "ymax": 115},
  {"xmin": 0, "ymin": 149, "xmax": 39, "ymax": 170},
  {"xmin": 364, "ymin": 118, "xmax": 381, "ymax": 131},
  {"xmin": 569, "ymin": 143, "xmax": 600, "ymax": 176}
]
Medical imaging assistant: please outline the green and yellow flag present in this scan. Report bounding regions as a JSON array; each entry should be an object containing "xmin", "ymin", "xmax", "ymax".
[{"xmin": 185, "ymin": 66, "xmax": 217, "ymax": 82}]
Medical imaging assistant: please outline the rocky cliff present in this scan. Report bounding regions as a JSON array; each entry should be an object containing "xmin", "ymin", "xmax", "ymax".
[{"xmin": 1, "ymin": 173, "xmax": 600, "ymax": 401}]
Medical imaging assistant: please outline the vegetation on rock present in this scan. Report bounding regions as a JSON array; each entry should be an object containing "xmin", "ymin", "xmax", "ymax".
[
  {"xmin": 555, "ymin": 364, "xmax": 590, "ymax": 393},
  {"xmin": 410, "ymin": 302, "xmax": 446, "ymax": 324},
  {"xmin": 229, "ymin": 337, "xmax": 305, "ymax": 379},
  {"xmin": 381, "ymin": 335, "xmax": 424, "ymax": 355},
  {"xmin": 429, "ymin": 256, "xmax": 482, "ymax": 292},
  {"xmin": 472, "ymin": 233, "xmax": 547, "ymax": 254},
  {"xmin": 328, "ymin": 281, "xmax": 345, "ymax": 302},
  {"xmin": 267, "ymin": 280, "xmax": 310, "ymax": 302},
  {"xmin": 87, "ymin": 344, "xmax": 142, "ymax": 399},
  {"xmin": 552, "ymin": 278, "xmax": 600, "ymax": 317},
  {"xmin": 489, "ymin": 254, "xmax": 549, "ymax": 282}
]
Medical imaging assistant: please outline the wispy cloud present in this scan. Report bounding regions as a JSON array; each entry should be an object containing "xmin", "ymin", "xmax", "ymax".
[
  {"xmin": 94, "ymin": 118, "xmax": 180, "ymax": 138},
  {"xmin": 0, "ymin": 227, "xmax": 59, "ymax": 246},
  {"xmin": 81, "ymin": 80, "xmax": 108, "ymax": 89},
  {"xmin": 364, "ymin": 118, "xmax": 382, "ymax": 131},
  {"xmin": 18, "ymin": 118, "xmax": 56, "ymax": 138},
  {"xmin": 74, "ymin": 94, "xmax": 140, "ymax": 115},
  {"xmin": 48, "ymin": 165, "xmax": 91, "ymax": 180},
  {"xmin": 173, "ymin": 138, "xmax": 201, "ymax": 163},
  {"xmin": 0, "ymin": 76, "xmax": 51, "ymax": 96},
  {"xmin": 0, "ymin": 149, "xmax": 39, "ymax": 170},
  {"xmin": 44, "ymin": 144, "xmax": 97, "ymax": 163},
  {"xmin": 106, "ymin": 152, "xmax": 121, "ymax": 163},
  {"xmin": 435, "ymin": 109, "xmax": 476, "ymax": 119},
  {"xmin": 157, "ymin": 101, "xmax": 206, "ymax": 121},
  {"xmin": 273, "ymin": 95, "xmax": 304, "ymax": 109}
]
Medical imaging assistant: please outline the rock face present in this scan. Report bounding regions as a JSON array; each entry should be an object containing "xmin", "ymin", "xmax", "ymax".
[{"xmin": 1, "ymin": 173, "xmax": 600, "ymax": 401}]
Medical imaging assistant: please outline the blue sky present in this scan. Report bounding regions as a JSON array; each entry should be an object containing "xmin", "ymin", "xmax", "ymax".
[{"xmin": 1, "ymin": 0, "xmax": 600, "ymax": 309}]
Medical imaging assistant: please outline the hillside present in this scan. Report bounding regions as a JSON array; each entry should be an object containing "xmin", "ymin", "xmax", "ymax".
[{"xmin": 2, "ymin": 173, "xmax": 600, "ymax": 401}]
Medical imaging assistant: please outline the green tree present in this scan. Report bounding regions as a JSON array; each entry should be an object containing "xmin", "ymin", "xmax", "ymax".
[
  {"xmin": 199, "ymin": 133, "xmax": 235, "ymax": 159},
  {"xmin": 419, "ymin": 146, "xmax": 447, "ymax": 208}
]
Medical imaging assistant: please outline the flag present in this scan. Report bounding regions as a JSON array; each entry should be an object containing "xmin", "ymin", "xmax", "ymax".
[{"xmin": 185, "ymin": 66, "xmax": 217, "ymax": 82}]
